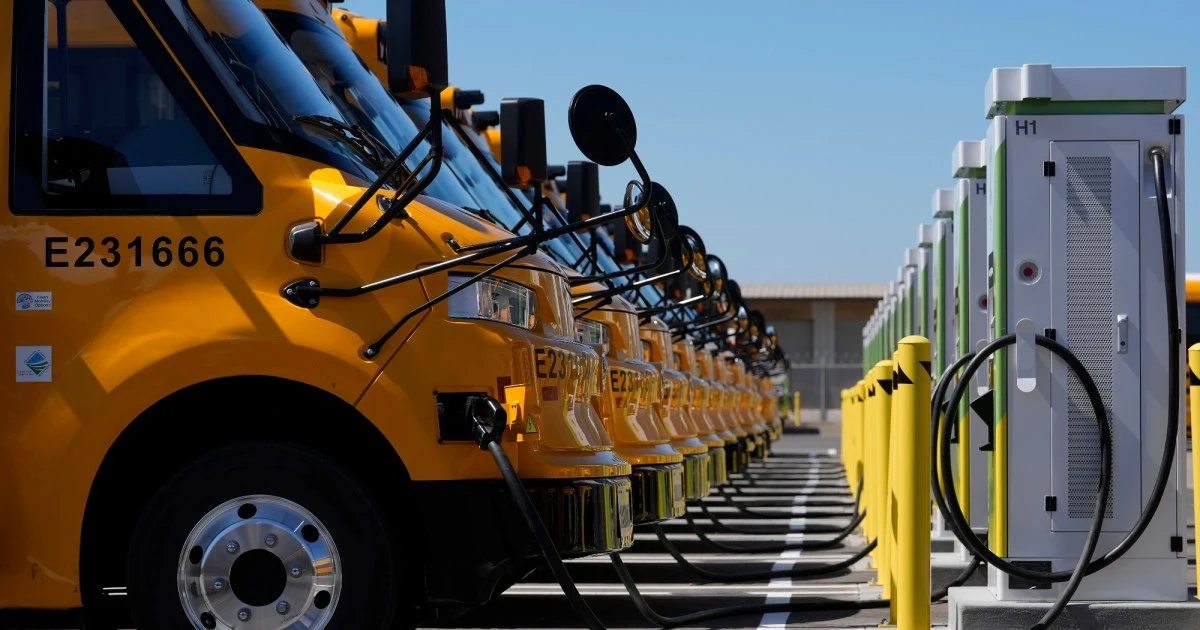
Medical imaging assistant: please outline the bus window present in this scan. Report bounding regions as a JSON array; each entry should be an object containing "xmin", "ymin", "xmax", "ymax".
[{"xmin": 12, "ymin": 0, "xmax": 257, "ymax": 213}]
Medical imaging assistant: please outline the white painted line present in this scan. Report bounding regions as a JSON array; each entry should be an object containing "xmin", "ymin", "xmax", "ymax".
[
  {"xmin": 757, "ymin": 547, "xmax": 802, "ymax": 628},
  {"xmin": 505, "ymin": 582, "xmax": 860, "ymax": 596}
]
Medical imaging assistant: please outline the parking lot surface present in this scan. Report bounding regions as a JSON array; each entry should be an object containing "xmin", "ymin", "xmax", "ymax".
[
  {"xmin": 19, "ymin": 425, "xmax": 1195, "ymax": 630},
  {"xmin": 432, "ymin": 427, "xmax": 913, "ymax": 629}
]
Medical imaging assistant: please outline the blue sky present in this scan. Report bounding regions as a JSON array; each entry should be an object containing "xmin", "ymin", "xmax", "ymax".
[{"xmin": 341, "ymin": 0, "xmax": 1198, "ymax": 284}]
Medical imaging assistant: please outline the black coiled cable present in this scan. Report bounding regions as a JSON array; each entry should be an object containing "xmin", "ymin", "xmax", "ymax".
[{"xmin": 934, "ymin": 334, "xmax": 1111, "ymax": 630}]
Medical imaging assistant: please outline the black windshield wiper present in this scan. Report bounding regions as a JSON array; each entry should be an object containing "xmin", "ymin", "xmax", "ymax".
[
  {"xmin": 462, "ymin": 206, "xmax": 501, "ymax": 226},
  {"xmin": 294, "ymin": 114, "xmax": 394, "ymax": 172}
]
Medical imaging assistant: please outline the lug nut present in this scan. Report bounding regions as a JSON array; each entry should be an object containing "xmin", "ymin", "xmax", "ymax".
[
  {"xmin": 211, "ymin": 578, "xmax": 225, "ymax": 591},
  {"xmin": 264, "ymin": 534, "xmax": 278, "ymax": 547},
  {"xmin": 225, "ymin": 541, "xmax": 240, "ymax": 554},
  {"xmin": 290, "ymin": 565, "xmax": 303, "ymax": 578},
  {"xmin": 237, "ymin": 608, "xmax": 251, "ymax": 622},
  {"xmin": 276, "ymin": 601, "xmax": 290, "ymax": 615}
]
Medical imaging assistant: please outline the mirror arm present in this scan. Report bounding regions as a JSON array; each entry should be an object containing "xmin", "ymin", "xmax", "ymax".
[
  {"xmin": 283, "ymin": 225, "xmax": 539, "ymax": 305},
  {"xmin": 633, "ymin": 290, "xmax": 657, "ymax": 311},
  {"xmin": 450, "ymin": 115, "xmax": 653, "ymax": 256},
  {"xmin": 607, "ymin": 112, "xmax": 651, "ymax": 193},
  {"xmin": 571, "ymin": 237, "xmax": 599, "ymax": 275},
  {"xmin": 587, "ymin": 226, "xmax": 627, "ymax": 274},
  {"xmin": 539, "ymin": 200, "xmax": 601, "ymax": 271},
  {"xmin": 567, "ymin": 216, "xmax": 673, "ymax": 286},
  {"xmin": 363, "ymin": 244, "xmax": 533, "ymax": 359},
  {"xmin": 670, "ymin": 314, "xmax": 734, "ymax": 340},
  {"xmin": 444, "ymin": 115, "xmax": 555, "ymax": 237},
  {"xmin": 497, "ymin": 191, "xmax": 542, "ymax": 237},
  {"xmin": 639, "ymin": 292, "xmax": 707, "ymax": 320},
  {"xmin": 575, "ymin": 295, "xmax": 613, "ymax": 320},
  {"xmin": 323, "ymin": 90, "xmax": 444, "ymax": 244},
  {"xmin": 446, "ymin": 117, "xmax": 602, "ymax": 274},
  {"xmin": 447, "ymin": 190, "xmax": 650, "ymax": 254},
  {"xmin": 567, "ymin": 244, "xmax": 668, "ymax": 285},
  {"xmin": 573, "ymin": 267, "xmax": 683, "ymax": 304},
  {"xmin": 447, "ymin": 180, "xmax": 610, "ymax": 287}
]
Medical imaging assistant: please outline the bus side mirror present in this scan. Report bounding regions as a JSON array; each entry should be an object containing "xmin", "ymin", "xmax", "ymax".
[
  {"xmin": 447, "ymin": 87, "xmax": 485, "ymax": 111},
  {"xmin": 500, "ymin": 98, "xmax": 547, "ymax": 189},
  {"xmin": 609, "ymin": 220, "xmax": 642, "ymax": 266},
  {"xmin": 707, "ymin": 255, "xmax": 728, "ymax": 296},
  {"xmin": 646, "ymin": 183, "xmax": 679, "ymax": 242},
  {"xmin": 385, "ymin": 0, "xmax": 448, "ymax": 96},
  {"xmin": 643, "ymin": 186, "xmax": 681, "ymax": 271},
  {"xmin": 566, "ymin": 161, "xmax": 601, "ymax": 224},
  {"xmin": 674, "ymin": 225, "xmax": 708, "ymax": 282},
  {"xmin": 472, "ymin": 110, "xmax": 500, "ymax": 130},
  {"xmin": 568, "ymin": 85, "xmax": 637, "ymax": 167},
  {"xmin": 726, "ymin": 280, "xmax": 744, "ymax": 311}
]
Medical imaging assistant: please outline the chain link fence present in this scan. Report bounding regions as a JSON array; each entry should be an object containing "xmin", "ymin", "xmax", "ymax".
[{"xmin": 787, "ymin": 359, "xmax": 863, "ymax": 422}]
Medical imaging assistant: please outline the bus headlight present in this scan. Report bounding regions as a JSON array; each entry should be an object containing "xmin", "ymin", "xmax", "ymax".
[
  {"xmin": 447, "ymin": 274, "xmax": 536, "ymax": 329},
  {"xmin": 576, "ymin": 318, "xmax": 611, "ymax": 355}
]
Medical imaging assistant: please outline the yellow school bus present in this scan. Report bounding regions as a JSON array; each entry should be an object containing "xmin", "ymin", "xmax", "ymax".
[
  {"xmin": 1186, "ymin": 274, "xmax": 1200, "ymax": 438},
  {"xmin": 0, "ymin": 0, "xmax": 700, "ymax": 626},
  {"xmin": 325, "ymin": 4, "xmax": 721, "ymax": 509}
]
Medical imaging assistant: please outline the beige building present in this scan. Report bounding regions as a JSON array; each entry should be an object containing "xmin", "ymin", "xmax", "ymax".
[{"xmin": 744, "ymin": 284, "xmax": 886, "ymax": 420}]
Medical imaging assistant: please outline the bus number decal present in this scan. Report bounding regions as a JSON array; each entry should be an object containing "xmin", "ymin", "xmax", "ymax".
[
  {"xmin": 45, "ymin": 236, "xmax": 225, "ymax": 268},
  {"xmin": 610, "ymin": 369, "xmax": 636, "ymax": 393},
  {"xmin": 535, "ymin": 347, "xmax": 569, "ymax": 379}
]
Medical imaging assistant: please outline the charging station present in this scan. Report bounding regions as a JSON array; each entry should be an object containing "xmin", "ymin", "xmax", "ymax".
[
  {"xmin": 917, "ymin": 224, "xmax": 936, "ymax": 342},
  {"xmin": 887, "ymin": 279, "xmax": 900, "ymax": 356},
  {"xmin": 891, "ymin": 274, "xmax": 902, "ymax": 350},
  {"xmin": 866, "ymin": 307, "xmax": 882, "ymax": 370},
  {"xmin": 947, "ymin": 63, "xmax": 1196, "ymax": 628},
  {"xmin": 949, "ymin": 140, "xmax": 990, "ymax": 553},
  {"xmin": 886, "ymin": 278, "xmax": 899, "ymax": 354},
  {"xmin": 903, "ymin": 249, "xmax": 920, "ymax": 338},
  {"xmin": 877, "ymin": 285, "xmax": 891, "ymax": 363},
  {"xmin": 931, "ymin": 192, "xmax": 956, "ymax": 380},
  {"xmin": 926, "ymin": 210, "xmax": 959, "ymax": 547}
]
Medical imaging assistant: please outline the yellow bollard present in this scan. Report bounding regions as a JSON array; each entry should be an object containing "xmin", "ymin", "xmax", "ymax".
[
  {"xmin": 794, "ymin": 390, "xmax": 803, "ymax": 427},
  {"xmin": 889, "ymin": 336, "xmax": 932, "ymax": 630},
  {"xmin": 884, "ymin": 354, "xmax": 899, "ymax": 610},
  {"xmin": 879, "ymin": 360, "xmax": 897, "ymax": 598},
  {"xmin": 855, "ymin": 382, "xmax": 866, "ymax": 492},
  {"xmin": 852, "ymin": 382, "xmax": 864, "ymax": 485},
  {"xmin": 849, "ymin": 383, "xmax": 862, "ymax": 492},
  {"xmin": 850, "ymin": 382, "xmax": 865, "ymax": 491},
  {"xmin": 861, "ymin": 366, "xmax": 879, "ymax": 544},
  {"xmin": 866, "ymin": 360, "xmax": 893, "ymax": 589},
  {"xmin": 844, "ymin": 386, "xmax": 854, "ymax": 480},
  {"xmin": 845, "ymin": 387, "xmax": 857, "ymax": 491},
  {"xmin": 1189, "ymin": 345, "xmax": 1200, "ymax": 592}
]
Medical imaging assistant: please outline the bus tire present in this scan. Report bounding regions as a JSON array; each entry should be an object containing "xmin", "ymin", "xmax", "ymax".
[{"xmin": 126, "ymin": 442, "xmax": 410, "ymax": 629}]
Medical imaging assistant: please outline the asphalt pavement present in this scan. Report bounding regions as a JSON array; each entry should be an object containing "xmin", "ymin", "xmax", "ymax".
[
  {"xmin": 15, "ymin": 424, "xmax": 1195, "ymax": 629},
  {"xmin": 440, "ymin": 427, "xmax": 903, "ymax": 629}
]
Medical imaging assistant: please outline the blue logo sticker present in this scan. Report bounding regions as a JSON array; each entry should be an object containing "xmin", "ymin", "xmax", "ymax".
[
  {"xmin": 24, "ymin": 350, "xmax": 49, "ymax": 376},
  {"xmin": 14, "ymin": 292, "xmax": 51, "ymax": 311}
]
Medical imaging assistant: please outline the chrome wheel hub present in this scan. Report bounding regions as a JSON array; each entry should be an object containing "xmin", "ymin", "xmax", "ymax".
[{"xmin": 178, "ymin": 495, "xmax": 341, "ymax": 629}]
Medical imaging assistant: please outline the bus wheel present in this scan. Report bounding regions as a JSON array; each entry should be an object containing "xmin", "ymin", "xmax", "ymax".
[{"xmin": 126, "ymin": 443, "xmax": 407, "ymax": 629}]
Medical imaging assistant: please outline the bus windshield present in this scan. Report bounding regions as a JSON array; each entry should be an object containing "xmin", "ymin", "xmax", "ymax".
[
  {"xmin": 402, "ymin": 100, "xmax": 582, "ymax": 264},
  {"xmin": 168, "ymin": 0, "xmax": 390, "ymax": 180},
  {"xmin": 264, "ymin": 10, "xmax": 476, "ymax": 206}
]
